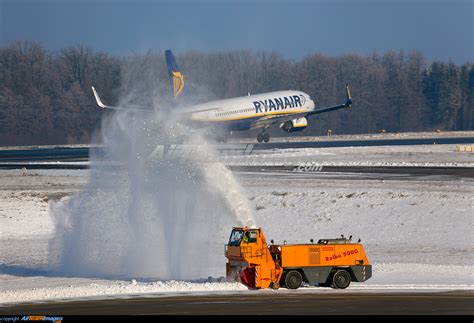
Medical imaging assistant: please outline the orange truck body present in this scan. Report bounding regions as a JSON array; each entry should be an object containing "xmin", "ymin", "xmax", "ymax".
[{"xmin": 225, "ymin": 227, "xmax": 372, "ymax": 289}]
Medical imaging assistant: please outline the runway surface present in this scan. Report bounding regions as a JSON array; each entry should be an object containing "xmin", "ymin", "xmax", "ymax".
[
  {"xmin": 1, "ymin": 136, "xmax": 473, "ymax": 162},
  {"xmin": 0, "ymin": 163, "xmax": 472, "ymax": 180},
  {"xmin": 1, "ymin": 291, "xmax": 472, "ymax": 315}
]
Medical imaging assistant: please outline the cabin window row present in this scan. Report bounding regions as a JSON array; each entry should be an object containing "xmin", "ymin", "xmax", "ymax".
[{"xmin": 216, "ymin": 107, "xmax": 254, "ymax": 117}]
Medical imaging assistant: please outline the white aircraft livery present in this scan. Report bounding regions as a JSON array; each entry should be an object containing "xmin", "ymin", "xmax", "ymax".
[{"xmin": 92, "ymin": 50, "xmax": 352, "ymax": 143}]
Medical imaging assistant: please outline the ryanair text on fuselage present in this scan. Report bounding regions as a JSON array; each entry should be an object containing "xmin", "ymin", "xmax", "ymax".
[{"xmin": 253, "ymin": 95, "xmax": 305, "ymax": 113}]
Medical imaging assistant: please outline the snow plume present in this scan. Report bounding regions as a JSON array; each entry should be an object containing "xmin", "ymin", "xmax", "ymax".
[{"xmin": 49, "ymin": 67, "xmax": 255, "ymax": 280}]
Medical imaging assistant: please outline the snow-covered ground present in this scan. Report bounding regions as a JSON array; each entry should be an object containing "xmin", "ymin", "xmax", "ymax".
[
  {"xmin": 0, "ymin": 145, "xmax": 473, "ymax": 305},
  {"xmin": 219, "ymin": 144, "xmax": 474, "ymax": 167}
]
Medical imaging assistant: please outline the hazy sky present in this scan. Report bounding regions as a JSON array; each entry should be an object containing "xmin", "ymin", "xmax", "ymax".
[{"xmin": 1, "ymin": 0, "xmax": 472, "ymax": 63}]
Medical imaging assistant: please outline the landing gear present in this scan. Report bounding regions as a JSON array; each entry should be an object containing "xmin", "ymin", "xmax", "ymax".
[
  {"xmin": 257, "ymin": 132, "xmax": 270, "ymax": 143},
  {"xmin": 263, "ymin": 133, "xmax": 270, "ymax": 143}
]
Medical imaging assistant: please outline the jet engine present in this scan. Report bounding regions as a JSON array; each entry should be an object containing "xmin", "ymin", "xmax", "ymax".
[{"xmin": 280, "ymin": 117, "xmax": 308, "ymax": 132}]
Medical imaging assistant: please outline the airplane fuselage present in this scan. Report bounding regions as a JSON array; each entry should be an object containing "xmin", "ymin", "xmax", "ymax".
[{"xmin": 184, "ymin": 90, "xmax": 315, "ymax": 131}]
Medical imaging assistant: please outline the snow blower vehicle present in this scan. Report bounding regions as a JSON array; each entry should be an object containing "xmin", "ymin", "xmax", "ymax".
[{"xmin": 225, "ymin": 227, "xmax": 371, "ymax": 289}]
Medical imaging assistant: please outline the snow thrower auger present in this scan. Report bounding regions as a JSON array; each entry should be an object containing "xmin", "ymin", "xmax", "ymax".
[{"xmin": 225, "ymin": 227, "xmax": 372, "ymax": 289}]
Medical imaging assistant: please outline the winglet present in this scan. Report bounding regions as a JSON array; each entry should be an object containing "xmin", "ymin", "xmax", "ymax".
[
  {"xmin": 345, "ymin": 83, "xmax": 352, "ymax": 107},
  {"xmin": 92, "ymin": 86, "xmax": 108, "ymax": 108},
  {"xmin": 91, "ymin": 86, "xmax": 121, "ymax": 110}
]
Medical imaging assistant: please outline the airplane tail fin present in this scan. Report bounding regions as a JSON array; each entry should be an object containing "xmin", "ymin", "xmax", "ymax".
[{"xmin": 165, "ymin": 50, "xmax": 184, "ymax": 99}]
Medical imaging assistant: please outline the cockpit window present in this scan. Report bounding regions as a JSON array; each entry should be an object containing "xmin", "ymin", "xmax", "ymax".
[{"xmin": 228, "ymin": 230, "xmax": 244, "ymax": 246}]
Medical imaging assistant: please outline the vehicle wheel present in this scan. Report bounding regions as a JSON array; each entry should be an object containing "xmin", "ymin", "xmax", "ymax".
[
  {"xmin": 284, "ymin": 270, "xmax": 303, "ymax": 289},
  {"xmin": 257, "ymin": 133, "xmax": 264, "ymax": 143},
  {"xmin": 263, "ymin": 133, "xmax": 270, "ymax": 143},
  {"xmin": 270, "ymin": 282, "xmax": 280, "ymax": 290},
  {"xmin": 332, "ymin": 270, "xmax": 351, "ymax": 289}
]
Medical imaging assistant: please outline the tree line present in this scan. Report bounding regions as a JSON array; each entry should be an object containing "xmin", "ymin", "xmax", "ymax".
[{"xmin": 0, "ymin": 41, "xmax": 472, "ymax": 145}]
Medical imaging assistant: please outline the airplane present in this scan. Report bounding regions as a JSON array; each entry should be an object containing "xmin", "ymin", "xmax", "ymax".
[{"xmin": 92, "ymin": 50, "xmax": 352, "ymax": 143}]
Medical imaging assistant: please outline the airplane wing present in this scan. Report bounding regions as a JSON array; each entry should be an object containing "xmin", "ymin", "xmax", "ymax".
[{"xmin": 250, "ymin": 84, "xmax": 352, "ymax": 130}]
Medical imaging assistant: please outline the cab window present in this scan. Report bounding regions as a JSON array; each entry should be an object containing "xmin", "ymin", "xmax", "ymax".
[
  {"xmin": 243, "ymin": 230, "xmax": 258, "ymax": 243},
  {"xmin": 228, "ymin": 230, "xmax": 244, "ymax": 246}
]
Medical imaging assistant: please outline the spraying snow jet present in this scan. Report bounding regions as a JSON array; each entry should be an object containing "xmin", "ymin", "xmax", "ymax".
[{"xmin": 49, "ymin": 84, "xmax": 255, "ymax": 280}]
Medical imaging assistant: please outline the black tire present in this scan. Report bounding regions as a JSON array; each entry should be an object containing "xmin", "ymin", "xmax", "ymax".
[
  {"xmin": 263, "ymin": 133, "xmax": 270, "ymax": 143},
  {"xmin": 270, "ymin": 282, "xmax": 280, "ymax": 290},
  {"xmin": 332, "ymin": 269, "xmax": 351, "ymax": 289},
  {"xmin": 284, "ymin": 270, "xmax": 303, "ymax": 289},
  {"xmin": 257, "ymin": 133, "xmax": 264, "ymax": 143}
]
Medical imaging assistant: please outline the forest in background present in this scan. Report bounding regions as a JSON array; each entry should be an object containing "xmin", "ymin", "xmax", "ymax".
[{"xmin": 0, "ymin": 41, "xmax": 473, "ymax": 145}]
